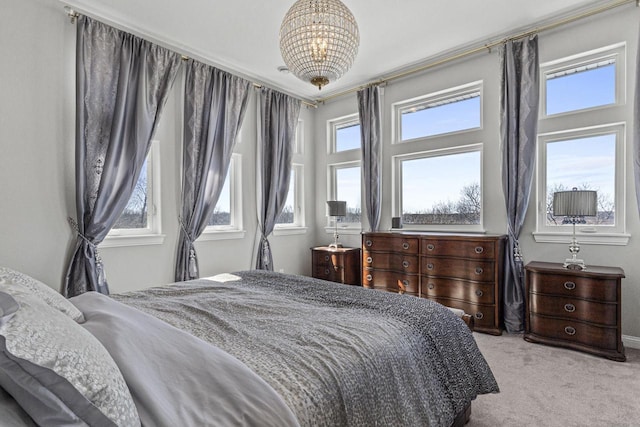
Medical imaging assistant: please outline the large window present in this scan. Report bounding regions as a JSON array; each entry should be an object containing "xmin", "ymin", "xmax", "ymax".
[
  {"xmin": 395, "ymin": 146, "xmax": 482, "ymax": 227},
  {"xmin": 536, "ymin": 43, "xmax": 627, "ymax": 244},
  {"xmin": 329, "ymin": 114, "xmax": 360, "ymax": 153},
  {"xmin": 201, "ymin": 153, "xmax": 244, "ymax": 239},
  {"xmin": 275, "ymin": 164, "xmax": 304, "ymax": 227},
  {"xmin": 329, "ymin": 162, "xmax": 362, "ymax": 225}
]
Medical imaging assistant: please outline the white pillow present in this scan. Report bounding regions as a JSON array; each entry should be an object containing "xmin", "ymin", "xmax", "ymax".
[{"xmin": 0, "ymin": 267, "xmax": 85, "ymax": 323}]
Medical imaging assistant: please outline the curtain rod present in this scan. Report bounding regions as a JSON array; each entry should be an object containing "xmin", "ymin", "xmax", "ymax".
[
  {"xmin": 315, "ymin": 0, "xmax": 636, "ymax": 104},
  {"xmin": 63, "ymin": 7, "xmax": 318, "ymax": 109}
]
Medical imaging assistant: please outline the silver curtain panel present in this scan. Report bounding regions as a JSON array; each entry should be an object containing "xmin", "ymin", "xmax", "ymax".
[
  {"xmin": 357, "ymin": 85, "xmax": 382, "ymax": 232},
  {"xmin": 500, "ymin": 35, "xmax": 539, "ymax": 333},
  {"xmin": 175, "ymin": 61, "xmax": 250, "ymax": 282},
  {"xmin": 255, "ymin": 88, "xmax": 301, "ymax": 270},
  {"xmin": 634, "ymin": 27, "xmax": 640, "ymax": 218},
  {"xmin": 64, "ymin": 16, "xmax": 180, "ymax": 297}
]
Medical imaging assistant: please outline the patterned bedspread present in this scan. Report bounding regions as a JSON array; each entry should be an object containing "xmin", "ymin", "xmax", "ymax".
[{"xmin": 113, "ymin": 270, "xmax": 498, "ymax": 426}]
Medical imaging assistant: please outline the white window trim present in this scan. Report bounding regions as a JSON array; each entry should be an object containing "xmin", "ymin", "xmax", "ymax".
[
  {"xmin": 540, "ymin": 42, "xmax": 626, "ymax": 119},
  {"xmin": 328, "ymin": 113, "xmax": 360, "ymax": 154},
  {"xmin": 327, "ymin": 160, "xmax": 362, "ymax": 229},
  {"xmin": 392, "ymin": 143, "xmax": 485, "ymax": 233},
  {"xmin": 294, "ymin": 119, "xmax": 304, "ymax": 155},
  {"xmin": 102, "ymin": 140, "xmax": 164, "ymax": 248},
  {"xmin": 533, "ymin": 123, "xmax": 628, "ymax": 245},
  {"xmin": 275, "ymin": 163, "xmax": 307, "ymax": 234},
  {"xmin": 200, "ymin": 153, "xmax": 245, "ymax": 240},
  {"xmin": 392, "ymin": 80, "xmax": 483, "ymax": 144}
]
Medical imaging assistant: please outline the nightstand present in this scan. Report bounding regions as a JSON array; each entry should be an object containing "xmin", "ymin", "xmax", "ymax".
[
  {"xmin": 524, "ymin": 261, "xmax": 625, "ymax": 361},
  {"xmin": 311, "ymin": 247, "xmax": 361, "ymax": 285}
]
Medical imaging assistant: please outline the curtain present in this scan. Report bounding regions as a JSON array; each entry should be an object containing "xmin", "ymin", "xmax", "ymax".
[
  {"xmin": 634, "ymin": 26, "xmax": 640, "ymax": 217},
  {"xmin": 64, "ymin": 16, "xmax": 181, "ymax": 297},
  {"xmin": 500, "ymin": 35, "xmax": 539, "ymax": 333},
  {"xmin": 255, "ymin": 88, "xmax": 301, "ymax": 270},
  {"xmin": 175, "ymin": 61, "xmax": 250, "ymax": 282},
  {"xmin": 357, "ymin": 85, "xmax": 382, "ymax": 231}
]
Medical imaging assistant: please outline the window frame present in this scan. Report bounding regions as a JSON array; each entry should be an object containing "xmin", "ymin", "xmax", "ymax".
[
  {"xmin": 274, "ymin": 163, "xmax": 307, "ymax": 234},
  {"xmin": 327, "ymin": 160, "xmax": 362, "ymax": 231},
  {"xmin": 392, "ymin": 80, "xmax": 483, "ymax": 144},
  {"xmin": 102, "ymin": 140, "xmax": 164, "ymax": 247},
  {"xmin": 199, "ymin": 153, "xmax": 245, "ymax": 241},
  {"xmin": 392, "ymin": 143, "xmax": 484, "ymax": 232},
  {"xmin": 328, "ymin": 113, "xmax": 361, "ymax": 154}
]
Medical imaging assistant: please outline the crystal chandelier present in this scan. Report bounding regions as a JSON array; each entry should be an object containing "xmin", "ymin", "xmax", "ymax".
[{"xmin": 279, "ymin": 0, "xmax": 360, "ymax": 90}]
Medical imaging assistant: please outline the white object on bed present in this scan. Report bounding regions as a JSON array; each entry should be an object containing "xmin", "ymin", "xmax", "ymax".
[{"xmin": 202, "ymin": 272, "xmax": 242, "ymax": 282}]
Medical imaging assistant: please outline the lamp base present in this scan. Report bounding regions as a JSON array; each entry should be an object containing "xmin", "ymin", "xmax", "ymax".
[
  {"xmin": 563, "ymin": 258, "xmax": 586, "ymax": 270},
  {"xmin": 328, "ymin": 243, "xmax": 343, "ymax": 249}
]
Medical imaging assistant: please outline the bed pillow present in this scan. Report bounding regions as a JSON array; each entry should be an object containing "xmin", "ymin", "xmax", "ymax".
[
  {"xmin": 0, "ymin": 291, "xmax": 19, "ymax": 319},
  {"xmin": 0, "ymin": 287, "xmax": 140, "ymax": 427},
  {"xmin": 0, "ymin": 267, "xmax": 85, "ymax": 323}
]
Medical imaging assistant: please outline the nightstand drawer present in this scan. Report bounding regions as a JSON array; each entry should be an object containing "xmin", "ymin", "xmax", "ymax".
[
  {"xmin": 422, "ymin": 277, "xmax": 495, "ymax": 304},
  {"xmin": 422, "ymin": 257, "xmax": 494, "ymax": 282},
  {"xmin": 311, "ymin": 247, "xmax": 361, "ymax": 286},
  {"xmin": 313, "ymin": 264, "xmax": 342, "ymax": 282},
  {"xmin": 362, "ymin": 251, "xmax": 419, "ymax": 273},
  {"xmin": 529, "ymin": 314, "xmax": 618, "ymax": 350},
  {"xmin": 363, "ymin": 236, "xmax": 419, "ymax": 254},
  {"xmin": 529, "ymin": 273, "xmax": 617, "ymax": 302},
  {"xmin": 363, "ymin": 269, "xmax": 419, "ymax": 295},
  {"xmin": 529, "ymin": 294, "xmax": 617, "ymax": 326},
  {"xmin": 312, "ymin": 251, "xmax": 344, "ymax": 268},
  {"xmin": 422, "ymin": 239, "xmax": 495, "ymax": 259}
]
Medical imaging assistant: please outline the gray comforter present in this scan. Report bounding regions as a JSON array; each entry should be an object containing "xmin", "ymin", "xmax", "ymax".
[{"xmin": 112, "ymin": 270, "xmax": 499, "ymax": 426}]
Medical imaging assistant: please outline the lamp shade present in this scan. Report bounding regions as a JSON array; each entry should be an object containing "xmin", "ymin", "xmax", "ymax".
[
  {"xmin": 327, "ymin": 200, "xmax": 347, "ymax": 217},
  {"xmin": 552, "ymin": 189, "xmax": 598, "ymax": 217}
]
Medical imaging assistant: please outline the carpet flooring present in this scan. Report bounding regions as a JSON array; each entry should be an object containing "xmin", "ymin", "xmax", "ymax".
[{"xmin": 468, "ymin": 333, "xmax": 640, "ymax": 427}]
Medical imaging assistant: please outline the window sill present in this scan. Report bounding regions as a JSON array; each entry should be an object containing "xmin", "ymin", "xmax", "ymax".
[
  {"xmin": 324, "ymin": 226, "xmax": 362, "ymax": 235},
  {"xmin": 198, "ymin": 229, "xmax": 246, "ymax": 241},
  {"xmin": 273, "ymin": 226, "xmax": 308, "ymax": 236},
  {"xmin": 533, "ymin": 231, "xmax": 630, "ymax": 246},
  {"xmin": 101, "ymin": 234, "xmax": 165, "ymax": 248}
]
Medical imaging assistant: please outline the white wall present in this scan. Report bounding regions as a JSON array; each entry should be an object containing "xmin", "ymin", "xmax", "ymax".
[
  {"xmin": 0, "ymin": 0, "xmax": 318, "ymax": 295},
  {"xmin": 313, "ymin": 6, "xmax": 640, "ymax": 340}
]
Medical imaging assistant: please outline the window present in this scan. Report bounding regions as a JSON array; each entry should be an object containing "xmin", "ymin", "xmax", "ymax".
[
  {"xmin": 105, "ymin": 141, "xmax": 163, "ymax": 247},
  {"xmin": 329, "ymin": 114, "xmax": 360, "ymax": 153},
  {"xmin": 536, "ymin": 43, "xmax": 627, "ymax": 244},
  {"xmin": 394, "ymin": 145, "xmax": 482, "ymax": 229},
  {"xmin": 395, "ymin": 82, "xmax": 482, "ymax": 143},
  {"xmin": 329, "ymin": 163, "xmax": 362, "ymax": 224},
  {"xmin": 200, "ymin": 153, "xmax": 244, "ymax": 240},
  {"xmin": 275, "ymin": 164, "xmax": 305, "ymax": 227}
]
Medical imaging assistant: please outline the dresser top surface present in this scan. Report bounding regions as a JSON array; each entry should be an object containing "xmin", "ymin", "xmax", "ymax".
[
  {"xmin": 362, "ymin": 231, "xmax": 506, "ymax": 240},
  {"xmin": 525, "ymin": 261, "xmax": 625, "ymax": 278}
]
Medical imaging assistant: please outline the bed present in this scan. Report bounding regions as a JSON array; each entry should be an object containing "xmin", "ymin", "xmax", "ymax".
[{"xmin": 0, "ymin": 267, "xmax": 498, "ymax": 426}]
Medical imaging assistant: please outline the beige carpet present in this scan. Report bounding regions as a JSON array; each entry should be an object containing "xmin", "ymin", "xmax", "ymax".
[{"xmin": 468, "ymin": 333, "xmax": 640, "ymax": 427}]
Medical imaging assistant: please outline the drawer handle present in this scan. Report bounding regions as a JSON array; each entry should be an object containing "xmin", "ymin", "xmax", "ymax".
[
  {"xmin": 564, "ymin": 326, "xmax": 576, "ymax": 336},
  {"xmin": 475, "ymin": 290, "xmax": 484, "ymax": 297},
  {"xmin": 475, "ymin": 312, "xmax": 484, "ymax": 320},
  {"xmin": 475, "ymin": 246, "xmax": 484, "ymax": 254},
  {"xmin": 564, "ymin": 303, "xmax": 576, "ymax": 313},
  {"xmin": 366, "ymin": 256, "xmax": 372, "ymax": 264},
  {"xmin": 402, "ymin": 260, "xmax": 410, "ymax": 268},
  {"xmin": 366, "ymin": 240, "xmax": 373, "ymax": 247},
  {"xmin": 564, "ymin": 281, "xmax": 576, "ymax": 290},
  {"xmin": 426, "ymin": 263, "xmax": 434, "ymax": 270},
  {"xmin": 324, "ymin": 255, "xmax": 330, "ymax": 261},
  {"xmin": 427, "ymin": 243, "xmax": 435, "ymax": 251},
  {"xmin": 427, "ymin": 283, "xmax": 435, "ymax": 290},
  {"xmin": 366, "ymin": 274, "xmax": 372, "ymax": 281},
  {"xmin": 402, "ymin": 242, "xmax": 410, "ymax": 250},
  {"xmin": 475, "ymin": 267, "xmax": 484, "ymax": 275},
  {"xmin": 324, "ymin": 269, "xmax": 330, "ymax": 275}
]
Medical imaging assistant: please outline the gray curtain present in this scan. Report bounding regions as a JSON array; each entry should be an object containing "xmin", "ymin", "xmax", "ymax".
[
  {"xmin": 357, "ymin": 85, "xmax": 382, "ymax": 231},
  {"xmin": 175, "ymin": 61, "xmax": 250, "ymax": 282},
  {"xmin": 634, "ymin": 26, "xmax": 640, "ymax": 217},
  {"xmin": 500, "ymin": 35, "xmax": 539, "ymax": 333},
  {"xmin": 64, "ymin": 16, "xmax": 181, "ymax": 297},
  {"xmin": 255, "ymin": 88, "xmax": 301, "ymax": 270}
]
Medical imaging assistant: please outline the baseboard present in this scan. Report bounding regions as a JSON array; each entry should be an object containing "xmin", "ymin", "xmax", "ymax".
[{"xmin": 622, "ymin": 335, "xmax": 640, "ymax": 349}]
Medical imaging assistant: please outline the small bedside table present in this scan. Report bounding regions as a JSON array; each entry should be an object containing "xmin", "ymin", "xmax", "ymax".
[
  {"xmin": 524, "ymin": 261, "xmax": 625, "ymax": 362},
  {"xmin": 311, "ymin": 247, "xmax": 361, "ymax": 285}
]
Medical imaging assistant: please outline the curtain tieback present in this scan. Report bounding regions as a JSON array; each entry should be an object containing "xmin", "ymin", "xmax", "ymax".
[
  {"xmin": 179, "ymin": 218, "xmax": 198, "ymax": 278},
  {"xmin": 67, "ymin": 217, "xmax": 106, "ymax": 284}
]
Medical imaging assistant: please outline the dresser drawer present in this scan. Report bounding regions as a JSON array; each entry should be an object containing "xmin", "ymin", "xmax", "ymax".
[
  {"xmin": 422, "ymin": 257, "xmax": 494, "ymax": 282},
  {"xmin": 529, "ymin": 294, "xmax": 617, "ymax": 326},
  {"xmin": 529, "ymin": 314, "xmax": 618, "ymax": 350},
  {"xmin": 428, "ymin": 297, "xmax": 496, "ymax": 331},
  {"xmin": 529, "ymin": 273, "xmax": 617, "ymax": 302},
  {"xmin": 363, "ymin": 269, "xmax": 419, "ymax": 295},
  {"xmin": 312, "ymin": 251, "xmax": 344, "ymax": 268},
  {"xmin": 422, "ymin": 239, "xmax": 495, "ymax": 259},
  {"xmin": 362, "ymin": 251, "xmax": 419, "ymax": 274},
  {"xmin": 363, "ymin": 235, "xmax": 419, "ymax": 254},
  {"xmin": 422, "ymin": 277, "xmax": 495, "ymax": 304}
]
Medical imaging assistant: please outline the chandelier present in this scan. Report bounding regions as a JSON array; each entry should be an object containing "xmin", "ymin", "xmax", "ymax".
[{"xmin": 279, "ymin": 0, "xmax": 360, "ymax": 90}]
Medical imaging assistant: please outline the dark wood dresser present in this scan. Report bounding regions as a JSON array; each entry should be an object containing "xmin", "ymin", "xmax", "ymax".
[
  {"xmin": 524, "ymin": 261, "xmax": 625, "ymax": 361},
  {"xmin": 311, "ymin": 246, "xmax": 361, "ymax": 285},
  {"xmin": 362, "ymin": 232, "xmax": 506, "ymax": 335}
]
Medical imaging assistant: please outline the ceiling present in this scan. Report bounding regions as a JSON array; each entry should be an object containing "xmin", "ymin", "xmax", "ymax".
[{"xmin": 61, "ymin": 0, "xmax": 609, "ymax": 102}]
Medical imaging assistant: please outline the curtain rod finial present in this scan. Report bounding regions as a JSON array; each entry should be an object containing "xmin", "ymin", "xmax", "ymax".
[{"xmin": 64, "ymin": 6, "xmax": 79, "ymax": 24}]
